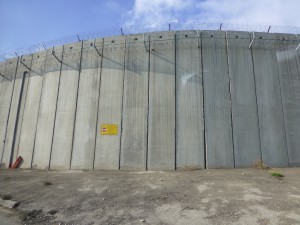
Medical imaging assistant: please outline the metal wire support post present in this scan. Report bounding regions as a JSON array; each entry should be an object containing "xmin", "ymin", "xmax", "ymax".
[
  {"xmin": 143, "ymin": 34, "xmax": 149, "ymax": 52},
  {"xmin": 20, "ymin": 56, "xmax": 32, "ymax": 71},
  {"xmin": 0, "ymin": 72, "xmax": 10, "ymax": 80},
  {"xmin": 52, "ymin": 47, "xmax": 62, "ymax": 63},
  {"xmin": 93, "ymin": 39, "xmax": 103, "ymax": 57},
  {"xmin": 249, "ymin": 32, "xmax": 255, "ymax": 49},
  {"xmin": 267, "ymin": 26, "xmax": 272, "ymax": 33}
]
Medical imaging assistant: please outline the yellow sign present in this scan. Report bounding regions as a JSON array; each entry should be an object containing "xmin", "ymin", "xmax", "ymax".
[{"xmin": 100, "ymin": 124, "xmax": 118, "ymax": 135}]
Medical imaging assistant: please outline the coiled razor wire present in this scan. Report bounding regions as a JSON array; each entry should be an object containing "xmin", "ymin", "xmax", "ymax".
[{"xmin": 1, "ymin": 22, "xmax": 300, "ymax": 62}]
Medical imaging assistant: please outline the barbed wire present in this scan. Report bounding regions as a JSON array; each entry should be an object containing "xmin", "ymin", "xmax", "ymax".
[{"xmin": 1, "ymin": 22, "xmax": 300, "ymax": 62}]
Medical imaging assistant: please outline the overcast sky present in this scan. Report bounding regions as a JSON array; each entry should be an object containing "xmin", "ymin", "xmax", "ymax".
[{"xmin": 0, "ymin": 0, "xmax": 299, "ymax": 54}]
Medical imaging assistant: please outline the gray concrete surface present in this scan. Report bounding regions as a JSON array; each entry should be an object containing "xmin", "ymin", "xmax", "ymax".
[
  {"xmin": 202, "ymin": 31, "xmax": 234, "ymax": 168},
  {"xmin": 0, "ymin": 30, "xmax": 300, "ymax": 170},
  {"xmin": 120, "ymin": 34, "xmax": 149, "ymax": 170},
  {"xmin": 1, "ymin": 55, "xmax": 32, "ymax": 168},
  {"xmin": 0, "ymin": 59, "xmax": 18, "ymax": 166},
  {"xmin": 0, "ymin": 168, "xmax": 299, "ymax": 225},
  {"xmin": 148, "ymin": 32, "xmax": 176, "ymax": 170},
  {"xmin": 32, "ymin": 46, "xmax": 63, "ymax": 169},
  {"xmin": 227, "ymin": 31, "xmax": 261, "ymax": 167},
  {"xmin": 276, "ymin": 34, "xmax": 300, "ymax": 167},
  {"xmin": 94, "ymin": 36, "xmax": 126, "ymax": 170},
  {"xmin": 176, "ymin": 31, "xmax": 204, "ymax": 169},
  {"xmin": 18, "ymin": 52, "xmax": 46, "ymax": 168},
  {"xmin": 71, "ymin": 40, "xmax": 102, "ymax": 169},
  {"xmin": 252, "ymin": 32, "xmax": 289, "ymax": 167},
  {"xmin": 50, "ymin": 42, "xmax": 82, "ymax": 170},
  {"xmin": 12, "ymin": 56, "xmax": 33, "ymax": 163}
]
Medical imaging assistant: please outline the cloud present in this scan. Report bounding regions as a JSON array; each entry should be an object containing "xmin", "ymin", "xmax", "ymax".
[
  {"xmin": 124, "ymin": 0, "xmax": 195, "ymax": 27},
  {"xmin": 123, "ymin": 0, "xmax": 300, "ymax": 29}
]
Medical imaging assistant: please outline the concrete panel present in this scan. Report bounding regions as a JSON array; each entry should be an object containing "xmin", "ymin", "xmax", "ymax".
[
  {"xmin": 202, "ymin": 31, "xmax": 234, "ymax": 168},
  {"xmin": 120, "ymin": 34, "xmax": 148, "ymax": 170},
  {"xmin": 94, "ymin": 36, "xmax": 125, "ymax": 170},
  {"xmin": 252, "ymin": 32, "xmax": 288, "ymax": 167},
  {"xmin": 276, "ymin": 34, "xmax": 300, "ymax": 166},
  {"xmin": 17, "ymin": 52, "xmax": 47, "ymax": 168},
  {"xmin": 227, "ymin": 31, "xmax": 261, "ymax": 167},
  {"xmin": 71, "ymin": 40, "xmax": 102, "ymax": 169},
  {"xmin": 148, "ymin": 32, "xmax": 175, "ymax": 170},
  {"xmin": 32, "ymin": 47, "xmax": 63, "ymax": 169},
  {"xmin": 0, "ymin": 59, "xmax": 18, "ymax": 166},
  {"xmin": 50, "ymin": 42, "xmax": 82, "ymax": 170},
  {"xmin": 175, "ymin": 31, "xmax": 204, "ymax": 169},
  {"xmin": 2, "ymin": 55, "xmax": 32, "ymax": 168}
]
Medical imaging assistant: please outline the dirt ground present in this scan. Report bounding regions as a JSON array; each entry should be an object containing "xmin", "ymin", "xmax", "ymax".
[{"xmin": 0, "ymin": 168, "xmax": 299, "ymax": 225}]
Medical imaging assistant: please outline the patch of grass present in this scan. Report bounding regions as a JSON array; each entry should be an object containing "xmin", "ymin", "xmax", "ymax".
[
  {"xmin": 43, "ymin": 181, "xmax": 53, "ymax": 186},
  {"xmin": 254, "ymin": 160, "xmax": 270, "ymax": 170},
  {"xmin": 1, "ymin": 194, "xmax": 12, "ymax": 200},
  {"xmin": 271, "ymin": 172, "xmax": 284, "ymax": 178}
]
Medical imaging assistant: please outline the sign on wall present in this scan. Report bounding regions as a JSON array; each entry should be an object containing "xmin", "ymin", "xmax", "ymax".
[{"xmin": 100, "ymin": 124, "xmax": 118, "ymax": 135}]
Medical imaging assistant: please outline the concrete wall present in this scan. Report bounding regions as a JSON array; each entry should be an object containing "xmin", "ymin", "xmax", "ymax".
[
  {"xmin": 50, "ymin": 42, "xmax": 82, "ymax": 170},
  {"xmin": 252, "ymin": 33, "xmax": 289, "ymax": 167},
  {"xmin": 202, "ymin": 31, "xmax": 234, "ymax": 168},
  {"xmin": 148, "ymin": 32, "xmax": 175, "ymax": 170},
  {"xmin": 227, "ymin": 31, "xmax": 261, "ymax": 167},
  {"xmin": 276, "ymin": 34, "xmax": 300, "ymax": 166},
  {"xmin": 0, "ymin": 59, "xmax": 18, "ymax": 166},
  {"xmin": 71, "ymin": 40, "xmax": 102, "ymax": 170},
  {"xmin": 120, "ymin": 34, "xmax": 148, "ymax": 170},
  {"xmin": 0, "ymin": 30, "xmax": 299, "ymax": 170},
  {"xmin": 176, "ymin": 31, "xmax": 204, "ymax": 169},
  {"xmin": 32, "ymin": 46, "xmax": 63, "ymax": 169},
  {"xmin": 94, "ymin": 36, "xmax": 126, "ymax": 170},
  {"xmin": 18, "ymin": 52, "xmax": 47, "ymax": 168}
]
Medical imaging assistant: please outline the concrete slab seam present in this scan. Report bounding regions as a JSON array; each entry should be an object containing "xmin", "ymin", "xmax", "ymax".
[
  {"xmin": 276, "ymin": 44, "xmax": 290, "ymax": 166},
  {"xmin": 250, "ymin": 43, "xmax": 263, "ymax": 162},
  {"xmin": 145, "ymin": 35, "xmax": 150, "ymax": 170},
  {"xmin": 225, "ymin": 31, "xmax": 236, "ymax": 168},
  {"xmin": 48, "ymin": 45, "xmax": 65, "ymax": 170},
  {"xmin": 199, "ymin": 31, "xmax": 207, "ymax": 169},
  {"xmin": 119, "ymin": 36, "xmax": 127, "ymax": 170},
  {"xmin": 0, "ymin": 58, "xmax": 19, "ymax": 164},
  {"xmin": 13, "ymin": 55, "xmax": 33, "ymax": 165},
  {"xmin": 92, "ymin": 38, "xmax": 104, "ymax": 170},
  {"xmin": 69, "ymin": 41, "xmax": 84, "ymax": 169},
  {"xmin": 30, "ymin": 53, "xmax": 49, "ymax": 168}
]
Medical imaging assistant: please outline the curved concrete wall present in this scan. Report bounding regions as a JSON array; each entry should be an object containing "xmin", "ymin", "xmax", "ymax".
[{"xmin": 0, "ymin": 30, "xmax": 300, "ymax": 170}]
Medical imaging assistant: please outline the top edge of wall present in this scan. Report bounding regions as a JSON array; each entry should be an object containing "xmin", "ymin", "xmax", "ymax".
[{"xmin": 1, "ymin": 29, "xmax": 300, "ymax": 63}]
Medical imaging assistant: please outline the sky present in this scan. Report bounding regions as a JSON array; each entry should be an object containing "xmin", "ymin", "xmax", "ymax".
[{"xmin": 0, "ymin": 0, "xmax": 299, "ymax": 55}]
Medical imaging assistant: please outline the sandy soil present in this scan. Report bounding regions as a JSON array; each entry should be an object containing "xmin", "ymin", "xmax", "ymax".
[{"xmin": 0, "ymin": 168, "xmax": 299, "ymax": 225}]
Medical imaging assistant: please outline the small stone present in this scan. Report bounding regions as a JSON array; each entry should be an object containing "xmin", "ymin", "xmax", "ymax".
[
  {"xmin": 160, "ymin": 179, "xmax": 164, "ymax": 181},
  {"xmin": 102, "ymin": 198, "xmax": 106, "ymax": 201},
  {"xmin": 242, "ymin": 173, "xmax": 245, "ymax": 175},
  {"xmin": 140, "ymin": 219, "xmax": 145, "ymax": 222}
]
